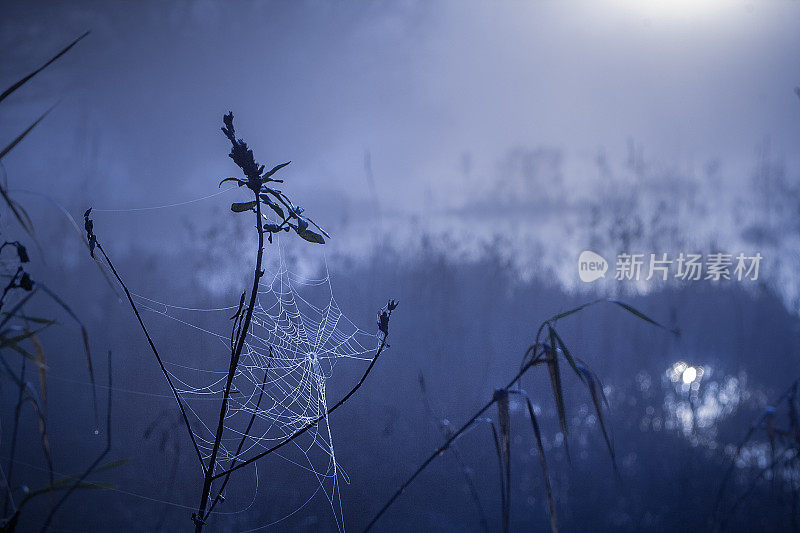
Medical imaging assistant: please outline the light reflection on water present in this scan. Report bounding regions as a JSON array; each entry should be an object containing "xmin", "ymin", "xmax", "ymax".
[
  {"xmin": 663, "ymin": 361, "xmax": 745, "ymax": 438},
  {"xmin": 611, "ymin": 360, "xmax": 800, "ymax": 485},
  {"xmin": 631, "ymin": 361, "xmax": 753, "ymax": 450}
]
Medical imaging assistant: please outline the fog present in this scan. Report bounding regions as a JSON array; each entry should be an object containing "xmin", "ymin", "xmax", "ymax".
[{"xmin": 1, "ymin": 1, "xmax": 799, "ymax": 532}]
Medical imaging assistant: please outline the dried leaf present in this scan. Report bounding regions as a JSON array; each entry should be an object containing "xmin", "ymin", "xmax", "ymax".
[
  {"xmin": 525, "ymin": 397, "xmax": 558, "ymax": 533},
  {"xmin": 23, "ymin": 393, "xmax": 54, "ymax": 491},
  {"xmin": 261, "ymin": 198, "xmax": 285, "ymax": 219},
  {"xmin": 0, "ymin": 313, "xmax": 57, "ymax": 326},
  {"xmin": 489, "ymin": 420, "xmax": 509, "ymax": 533},
  {"xmin": 547, "ymin": 326, "xmax": 569, "ymax": 451},
  {"xmin": 0, "ymin": 326, "xmax": 48, "ymax": 350},
  {"xmin": 231, "ymin": 201, "xmax": 257, "ymax": 213},
  {"xmin": 550, "ymin": 326, "xmax": 582, "ymax": 379},
  {"xmin": 607, "ymin": 299, "xmax": 665, "ymax": 329},
  {"xmin": 218, "ymin": 177, "xmax": 244, "ymax": 187},
  {"xmin": 30, "ymin": 330, "xmax": 47, "ymax": 410},
  {"xmin": 545, "ymin": 300, "xmax": 599, "ymax": 323},
  {"xmin": 262, "ymin": 161, "xmax": 291, "ymax": 180},
  {"xmin": 494, "ymin": 390, "xmax": 511, "ymax": 533},
  {"xmin": 579, "ymin": 364, "xmax": 617, "ymax": 475},
  {"xmin": 297, "ymin": 228, "xmax": 325, "ymax": 244}
]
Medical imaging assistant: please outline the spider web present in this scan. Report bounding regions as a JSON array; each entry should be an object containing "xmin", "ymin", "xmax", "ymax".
[{"xmin": 135, "ymin": 251, "xmax": 379, "ymax": 531}]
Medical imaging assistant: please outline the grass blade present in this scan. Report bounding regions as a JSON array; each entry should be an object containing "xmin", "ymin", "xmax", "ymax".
[
  {"xmin": 0, "ymin": 326, "xmax": 48, "ymax": 350},
  {"xmin": 42, "ymin": 459, "xmax": 125, "ymax": 493},
  {"xmin": 549, "ymin": 326, "xmax": 582, "ymax": 379},
  {"xmin": 2, "ymin": 357, "xmax": 26, "ymax": 517},
  {"xmin": 551, "ymin": 327, "xmax": 618, "ymax": 475},
  {"xmin": 494, "ymin": 390, "xmax": 512, "ymax": 533},
  {"xmin": 579, "ymin": 363, "xmax": 618, "ymax": 476},
  {"xmin": 525, "ymin": 397, "xmax": 558, "ymax": 533},
  {"xmin": 1, "ymin": 313, "xmax": 57, "ymax": 326},
  {"xmin": 0, "ymin": 104, "xmax": 56, "ymax": 161},
  {"xmin": 544, "ymin": 299, "xmax": 602, "ymax": 324},
  {"xmin": 39, "ymin": 350, "xmax": 114, "ymax": 532},
  {"xmin": 22, "ymin": 393, "xmax": 54, "ymax": 493},
  {"xmin": 11, "ymin": 191, "xmax": 120, "ymax": 293},
  {"xmin": 0, "ymin": 31, "xmax": 89, "ymax": 104},
  {"xmin": 607, "ymin": 299, "xmax": 666, "ymax": 330},
  {"xmin": 30, "ymin": 329, "xmax": 47, "ymax": 411},
  {"xmin": 0, "ymin": 106, "xmax": 58, "ymax": 244},
  {"xmin": 489, "ymin": 420, "xmax": 509, "ymax": 533},
  {"xmin": 547, "ymin": 326, "xmax": 569, "ymax": 457},
  {"xmin": 37, "ymin": 283, "xmax": 98, "ymax": 429}
]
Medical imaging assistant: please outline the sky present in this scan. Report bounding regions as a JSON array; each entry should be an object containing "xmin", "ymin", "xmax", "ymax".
[{"xmin": 1, "ymin": 0, "xmax": 799, "ymax": 274}]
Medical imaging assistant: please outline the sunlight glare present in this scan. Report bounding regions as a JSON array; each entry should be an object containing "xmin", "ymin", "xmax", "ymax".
[
  {"xmin": 682, "ymin": 366, "xmax": 697, "ymax": 384},
  {"xmin": 614, "ymin": 0, "xmax": 730, "ymax": 20}
]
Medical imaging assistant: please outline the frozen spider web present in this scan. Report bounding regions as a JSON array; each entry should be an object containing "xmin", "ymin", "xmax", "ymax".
[{"xmin": 135, "ymin": 253, "xmax": 380, "ymax": 531}]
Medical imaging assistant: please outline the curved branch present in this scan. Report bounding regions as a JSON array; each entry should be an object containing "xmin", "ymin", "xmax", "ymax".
[
  {"xmin": 94, "ymin": 241, "xmax": 205, "ymax": 471},
  {"xmin": 363, "ymin": 356, "xmax": 535, "ymax": 531}
]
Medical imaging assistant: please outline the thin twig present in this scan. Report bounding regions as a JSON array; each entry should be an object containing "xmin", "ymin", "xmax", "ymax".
[
  {"xmin": 716, "ymin": 449, "xmax": 800, "ymax": 533},
  {"xmin": 419, "ymin": 373, "xmax": 491, "ymax": 532},
  {"xmin": 489, "ymin": 420, "xmax": 508, "ymax": 532},
  {"xmin": 93, "ymin": 241, "xmax": 206, "ymax": 471},
  {"xmin": 363, "ymin": 356, "xmax": 537, "ymax": 532},
  {"xmin": 2, "ymin": 357, "xmax": 26, "ymax": 517},
  {"xmin": 39, "ymin": 350, "xmax": 113, "ymax": 532},
  {"xmin": 713, "ymin": 376, "xmax": 800, "ymax": 529},
  {"xmin": 204, "ymin": 354, "xmax": 272, "ymax": 519},
  {"xmin": 36, "ymin": 282, "xmax": 97, "ymax": 428}
]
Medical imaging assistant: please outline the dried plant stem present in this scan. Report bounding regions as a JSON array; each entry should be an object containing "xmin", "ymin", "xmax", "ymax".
[
  {"xmin": 193, "ymin": 195, "xmax": 392, "ymax": 528},
  {"xmin": 194, "ymin": 196, "xmax": 265, "ymax": 531},
  {"xmin": 94, "ymin": 241, "xmax": 205, "ymax": 470},
  {"xmin": 419, "ymin": 376, "xmax": 491, "ymax": 532},
  {"xmin": 2, "ymin": 357, "xmax": 26, "ymax": 517},
  {"xmin": 83, "ymin": 113, "xmax": 392, "ymax": 531},
  {"xmin": 366, "ymin": 299, "xmax": 666, "ymax": 532},
  {"xmin": 713, "ymin": 376, "xmax": 800, "ymax": 532},
  {"xmin": 2, "ymin": 351, "xmax": 114, "ymax": 532},
  {"xmin": 205, "ymin": 358, "xmax": 271, "ymax": 519},
  {"xmin": 39, "ymin": 351, "xmax": 113, "ymax": 533},
  {"xmin": 36, "ymin": 283, "xmax": 97, "ymax": 428},
  {"xmin": 364, "ymin": 358, "xmax": 538, "ymax": 532}
]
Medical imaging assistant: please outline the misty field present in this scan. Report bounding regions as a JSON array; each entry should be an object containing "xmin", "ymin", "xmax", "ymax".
[{"xmin": 2, "ymin": 2, "xmax": 800, "ymax": 532}]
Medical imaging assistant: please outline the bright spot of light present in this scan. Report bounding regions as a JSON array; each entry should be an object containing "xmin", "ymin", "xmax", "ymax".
[
  {"xmin": 613, "ymin": 0, "xmax": 730, "ymax": 20},
  {"xmin": 682, "ymin": 366, "xmax": 697, "ymax": 384},
  {"xmin": 667, "ymin": 361, "xmax": 705, "ymax": 385}
]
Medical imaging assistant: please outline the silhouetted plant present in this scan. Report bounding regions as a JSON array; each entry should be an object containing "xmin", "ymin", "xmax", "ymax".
[
  {"xmin": 713, "ymin": 378, "xmax": 800, "ymax": 532},
  {"xmin": 418, "ymin": 371, "xmax": 492, "ymax": 532},
  {"xmin": 365, "ymin": 299, "xmax": 672, "ymax": 533},
  {"xmin": 83, "ymin": 112, "xmax": 395, "ymax": 532},
  {"xmin": 0, "ymin": 32, "xmax": 122, "ymax": 533}
]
